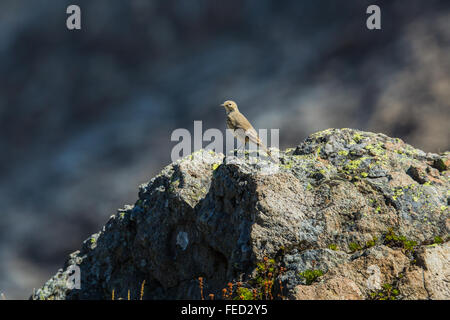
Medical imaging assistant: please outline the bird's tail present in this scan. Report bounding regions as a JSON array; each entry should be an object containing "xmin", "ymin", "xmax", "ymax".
[{"xmin": 245, "ymin": 129, "xmax": 277, "ymax": 161}]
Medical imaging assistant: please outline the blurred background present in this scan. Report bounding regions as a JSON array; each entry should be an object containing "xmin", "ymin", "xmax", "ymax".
[{"xmin": 0, "ymin": 0, "xmax": 449, "ymax": 299}]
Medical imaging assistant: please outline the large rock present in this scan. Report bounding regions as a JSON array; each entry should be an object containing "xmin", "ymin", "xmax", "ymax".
[{"xmin": 31, "ymin": 129, "xmax": 449, "ymax": 300}]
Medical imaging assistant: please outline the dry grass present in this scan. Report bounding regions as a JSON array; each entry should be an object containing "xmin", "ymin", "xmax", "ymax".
[
  {"xmin": 198, "ymin": 256, "xmax": 286, "ymax": 300},
  {"xmin": 140, "ymin": 280, "xmax": 146, "ymax": 300},
  {"xmin": 110, "ymin": 279, "xmax": 146, "ymax": 300}
]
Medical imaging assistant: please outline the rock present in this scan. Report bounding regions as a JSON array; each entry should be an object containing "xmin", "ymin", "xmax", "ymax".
[
  {"xmin": 398, "ymin": 267, "xmax": 429, "ymax": 300},
  {"xmin": 31, "ymin": 129, "xmax": 449, "ymax": 300},
  {"xmin": 293, "ymin": 245, "xmax": 410, "ymax": 300},
  {"xmin": 294, "ymin": 276, "xmax": 363, "ymax": 300},
  {"xmin": 398, "ymin": 242, "xmax": 450, "ymax": 300},
  {"xmin": 415, "ymin": 243, "xmax": 450, "ymax": 299}
]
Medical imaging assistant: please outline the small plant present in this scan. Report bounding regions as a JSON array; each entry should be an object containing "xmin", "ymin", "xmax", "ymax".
[
  {"xmin": 365, "ymin": 237, "xmax": 378, "ymax": 248},
  {"xmin": 433, "ymin": 236, "xmax": 443, "ymax": 244},
  {"xmin": 198, "ymin": 277, "xmax": 204, "ymax": 300},
  {"xmin": 298, "ymin": 269, "xmax": 324, "ymax": 285},
  {"xmin": 348, "ymin": 242, "xmax": 362, "ymax": 253},
  {"xmin": 226, "ymin": 282, "xmax": 233, "ymax": 299},
  {"xmin": 253, "ymin": 257, "xmax": 276, "ymax": 300},
  {"xmin": 222, "ymin": 256, "xmax": 286, "ymax": 300},
  {"xmin": 199, "ymin": 256, "xmax": 286, "ymax": 300},
  {"xmin": 277, "ymin": 267, "xmax": 286, "ymax": 300},
  {"xmin": 222, "ymin": 288, "xmax": 228, "ymax": 299},
  {"xmin": 369, "ymin": 283, "xmax": 400, "ymax": 300},
  {"xmin": 110, "ymin": 280, "xmax": 148, "ymax": 300},
  {"xmin": 384, "ymin": 228, "xmax": 417, "ymax": 253}
]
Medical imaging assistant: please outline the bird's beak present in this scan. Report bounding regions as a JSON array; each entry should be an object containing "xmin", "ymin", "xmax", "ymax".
[{"xmin": 220, "ymin": 103, "xmax": 225, "ymax": 107}]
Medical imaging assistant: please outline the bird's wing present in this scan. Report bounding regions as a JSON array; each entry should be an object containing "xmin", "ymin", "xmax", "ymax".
[
  {"xmin": 228, "ymin": 111, "xmax": 270, "ymax": 152},
  {"xmin": 229, "ymin": 111, "xmax": 253, "ymax": 131},
  {"xmin": 234, "ymin": 113, "xmax": 266, "ymax": 146}
]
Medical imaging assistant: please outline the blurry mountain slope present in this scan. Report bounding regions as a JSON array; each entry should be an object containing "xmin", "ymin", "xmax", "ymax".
[{"xmin": 0, "ymin": 0, "xmax": 448, "ymax": 298}]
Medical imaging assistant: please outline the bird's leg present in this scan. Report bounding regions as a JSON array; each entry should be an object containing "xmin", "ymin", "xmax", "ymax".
[
  {"xmin": 237, "ymin": 140, "xmax": 247, "ymax": 159},
  {"xmin": 233, "ymin": 140, "xmax": 240, "ymax": 157},
  {"xmin": 244, "ymin": 137, "xmax": 250, "ymax": 160}
]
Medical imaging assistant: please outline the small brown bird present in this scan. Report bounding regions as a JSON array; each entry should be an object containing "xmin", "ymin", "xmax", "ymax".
[{"xmin": 220, "ymin": 100, "xmax": 272, "ymax": 158}]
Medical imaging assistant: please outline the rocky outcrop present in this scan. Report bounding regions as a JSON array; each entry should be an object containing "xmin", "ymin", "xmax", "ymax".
[{"xmin": 31, "ymin": 129, "xmax": 449, "ymax": 300}]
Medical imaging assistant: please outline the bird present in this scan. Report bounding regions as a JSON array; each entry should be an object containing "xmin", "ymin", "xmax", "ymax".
[{"xmin": 220, "ymin": 100, "xmax": 273, "ymax": 159}]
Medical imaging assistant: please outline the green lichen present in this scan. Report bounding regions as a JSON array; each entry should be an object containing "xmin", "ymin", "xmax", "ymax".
[
  {"xmin": 364, "ymin": 142, "xmax": 385, "ymax": 156},
  {"xmin": 353, "ymin": 133, "xmax": 363, "ymax": 143},
  {"xmin": 234, "ymin": 287, "xmax": 254, "ymax": 300},
  {"xmin": 316, "ymin": 146, "xmax": 322, "ymax": 158},
  {"xmin": 392, "ymin": 187, "xmax": 405, "ymax": 201},
  {"xmin": 344, "ymin": 159, "xmax": 362, "ymax": 171},
  {"xmin": 280, "ymin": 160, "xmax": 294, "ymax": 170},
  {"xmin": 168, "ymin": 179, "xmax": 180, "ymax": 193},
  {"xmin": 365, "ymin": 237, "xmax": 378, "ymax": 248}
]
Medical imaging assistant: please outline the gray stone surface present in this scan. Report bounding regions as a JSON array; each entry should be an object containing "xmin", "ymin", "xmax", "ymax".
[{"xmin": 31, "ymin": 129, "xmax": 449, "ymax": 300}]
